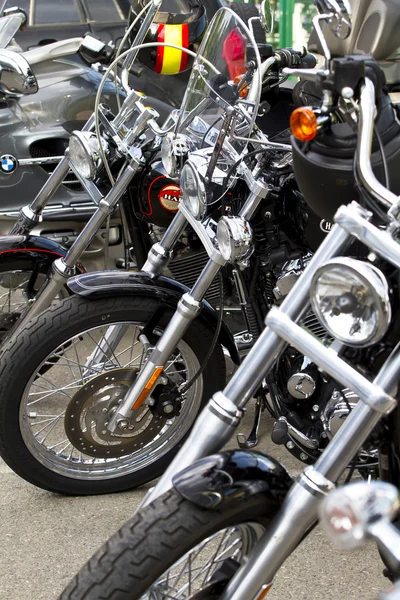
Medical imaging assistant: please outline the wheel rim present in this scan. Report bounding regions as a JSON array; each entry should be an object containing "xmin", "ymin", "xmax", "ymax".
[
  {"xmin": 142, "ymin": 522, "xmax": 265, "ymax": 600},
  {"xmin": 19, "ymin": 321, "xmax": 203, "ymax": 480}
]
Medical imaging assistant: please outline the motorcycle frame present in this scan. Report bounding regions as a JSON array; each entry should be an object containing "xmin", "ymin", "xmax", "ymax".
[{"xmin": 136, "ymin": 76, "xmax": 400, "ymax": 600}]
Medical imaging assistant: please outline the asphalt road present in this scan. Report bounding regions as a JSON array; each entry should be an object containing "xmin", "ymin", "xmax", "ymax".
[{"xmin": 0, "ymin": 405, "xmax": 390, "ymax": 600}]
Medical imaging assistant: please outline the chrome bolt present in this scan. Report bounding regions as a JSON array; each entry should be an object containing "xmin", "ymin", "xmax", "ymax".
[
  {"xmin": 341, "ymin": 86, "xmax": 354, "ymax": 99},
  {"xmin": 117, "ymin": 419, "xmax": 129, "ymax": 431},
  {"xmin": 163, "ymin": 404, "xmax": 174, "ymax": 414},
  {"xmin": 102, "ymin": 408, "xmax": 107, "ymax": 414},
  {"xmin": 312, "ymin": 405, "xmax": 319, "ymax": 412},
  {"xmin": 300, "ymin": 453, "xmax": 308, "ymax": 461},
  {"xmin": 148, "ymin": 398, "xmax": 156, "ymax": 407},
  {"xmin": 286, "ymin": 441, "xmax": 295, "ymax": 450}
]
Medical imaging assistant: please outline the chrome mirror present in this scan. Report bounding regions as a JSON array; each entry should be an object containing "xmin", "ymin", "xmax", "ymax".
[
  {"xmin": 260, "ymin": 0, "xmax": 273, "ymax": 34},
  {"xmin": 0, "ymin": 49, "xmax": 38, "ymax": 95}
]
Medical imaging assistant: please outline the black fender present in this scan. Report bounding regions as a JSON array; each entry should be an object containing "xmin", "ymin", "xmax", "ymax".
[
  {"xmin": 172, "ymin": 449, "xmax": 293, "ymax": 510},
  {"xmin": 67, "ymin": 269, "xmax": 240, "ymax": 365},
  {"xmin": 0, "ymin": 235, "xmax": 85, "ymax": 272}
]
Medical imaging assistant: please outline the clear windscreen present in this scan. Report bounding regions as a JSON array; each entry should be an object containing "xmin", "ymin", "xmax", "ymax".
[
  {"xmin": 176, "ymin": 7, "xmax": 261, "ymax": 162},
  {"xmin": 0, "ymin": 14, "xmax": 24, "ymax": 49}
]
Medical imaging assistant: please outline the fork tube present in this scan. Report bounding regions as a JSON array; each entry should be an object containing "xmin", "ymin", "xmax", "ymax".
[
  {"xmin": 143, "ymin": 210, "xmax": 188, "ymax": 275},
  {"xmin": 10, "ymin": 115, "xmax": 96, "ymax": 235},
  {"xmin": 107, "ymin": 252, "xmax": 224, "ymax": 431},
  {"xmin": 11, "ymin": 159, "xmax": 141, "ymax": 335},
  {"xmin": 88, "ymin": 200, "xmax": 189, "ymax": 370}
]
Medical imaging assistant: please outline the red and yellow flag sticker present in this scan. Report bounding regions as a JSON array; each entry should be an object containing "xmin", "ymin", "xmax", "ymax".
[{"xmin": 155, "ymin": 24, "xmax": 189, "ymax": 74}]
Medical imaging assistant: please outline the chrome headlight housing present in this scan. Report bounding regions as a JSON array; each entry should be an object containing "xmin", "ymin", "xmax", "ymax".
[
  {"xmin": 161, "ymin": 133, "xmax": 190, "ymax": 177},
  {"xmin": 310, "ymin": 257, "xmax": 391, "ymax": 347},
  {"xmin": 217, "ymin": 216, "xmax": 253, "ymax": 263},
  {"xmin": 69, "ymin": 131, "xmax": 107, "ymax": 181},
  {"xmin": 180, "ymin": 160, "xmax": 207, "ymax": 220}
]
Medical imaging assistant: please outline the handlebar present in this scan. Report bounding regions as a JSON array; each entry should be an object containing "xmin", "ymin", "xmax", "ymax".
[
  {"xmin": 357, "ymin": 77, "xmax": 398, "ymax": 209},
  {"xmin": 274, "ymin": 48, "xmax": 317, "ymax": 70}
]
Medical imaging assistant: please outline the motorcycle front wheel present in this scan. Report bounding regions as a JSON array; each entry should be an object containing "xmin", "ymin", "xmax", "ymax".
[
  {"xmin": 59, "ymin": 488, "xmax": 270, "ymax": 600},
  {"xmin": 0, "ymin": 294, "xmax": 226, "ymax": 495}
]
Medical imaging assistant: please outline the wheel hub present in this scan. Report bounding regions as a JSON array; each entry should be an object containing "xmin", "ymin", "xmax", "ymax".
[{"xmin": 65, "ymin": 368, "xmax": 167, "ymax": 458}]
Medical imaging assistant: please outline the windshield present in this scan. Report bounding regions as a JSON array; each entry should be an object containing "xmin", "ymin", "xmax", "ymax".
[
  {"xmin": 0, "ymin": 13, "xmax": 25, "ymax": 49},
  {"xmin": 176, "ymin": 7, "xmax": 262, "ymax": 165}
]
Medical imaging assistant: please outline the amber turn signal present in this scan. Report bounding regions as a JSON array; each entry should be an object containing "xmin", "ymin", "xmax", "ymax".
[
  {"xmin": 131, "ymin": 366, "xmax": 164, "ymax": 410},
  {"xmin": 290, "ymin": 107, "xmax": 318, "ymax": 142}
]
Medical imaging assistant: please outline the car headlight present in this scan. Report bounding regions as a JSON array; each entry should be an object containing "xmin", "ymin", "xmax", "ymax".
[
  {"xmin": 217, "ymin": 216, "xmax": 253, "ymax": 263},
  {"xmin": 310, "ymin": 257, "xmax": 391, "ymax": 347},
  {"xmin": 319, "ymin": 482, "xmax": 400, "ymax": 550},
  {"xmin": 180, "ymin": 160, "xmax": 206, "ymax": 220},
  {"xmin": 69, "ymin": 131, "xmax": 107, "ymax": 181},
  {"xmin": 161, "ymin": 133, "xmax": 190, "ymax": 177}
]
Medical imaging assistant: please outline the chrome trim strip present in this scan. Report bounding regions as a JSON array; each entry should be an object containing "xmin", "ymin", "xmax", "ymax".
[{"xmin": 18, "ymin": 156, "xmax": 63, "ymax": 166}]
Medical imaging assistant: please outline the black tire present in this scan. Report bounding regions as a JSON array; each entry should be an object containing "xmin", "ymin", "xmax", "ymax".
[
  {"xmin": 229, "ymin": 2, "xmax": 266, "ymax": 45},
  {"xmin": 59, "ymin": 488, "xmax": 271, "ymax": 600},
  {"xmin": 0, "ymin": 294, "xmax": 226, "ymax": 495}
]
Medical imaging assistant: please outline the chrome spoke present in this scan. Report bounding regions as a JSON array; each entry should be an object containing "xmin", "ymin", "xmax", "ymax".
[{"xmin": 146, "ymin": 525, "xmax": 261, "ymax": 600}]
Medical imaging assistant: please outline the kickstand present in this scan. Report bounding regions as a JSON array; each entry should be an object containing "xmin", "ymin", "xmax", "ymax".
[{"xmin": 237, "ymin": 397, "xmax": 263, "ymax": 449}]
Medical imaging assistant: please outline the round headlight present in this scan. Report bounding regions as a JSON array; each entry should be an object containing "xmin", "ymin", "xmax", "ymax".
[
  {"xmin": 320, "ymin": 482, "xmax": 400, "ymax": 550},
  {"xmin": 180, "ymin": 160, "xmax": 206, "ymax": 220},
  {"xmin": 69, "ymin": 131, "xmax": 107, "ymax": 181},
  {"xmin": 310, "ymin": 257, "xmax": 391, "ymax": 347},
  {"xmin": 161, "ymin": 133, "xmax": 190, "ymax": 177},
  {"xmin": 217, "ymin": 216, "xmax": 253, "ymax": 263}
]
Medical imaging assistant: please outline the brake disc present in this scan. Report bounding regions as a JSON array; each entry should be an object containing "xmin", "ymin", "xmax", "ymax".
[{"xmin": 65, "ymin": 368, "xmax": 167, "ymax": 458}]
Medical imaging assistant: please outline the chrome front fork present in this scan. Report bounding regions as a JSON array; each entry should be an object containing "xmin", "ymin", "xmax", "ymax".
[
  {"xmin": 84, "ymin": 208, "xmax": 189, "ymax": 371},
  {"xmin": 11, "ymin": 159, "xmax": 142, "ymax": 337},
  {"xmin": 107, "ymin": 250, "xmax": 225, "ymax": 429},
  {"xmin": 10, "ymin": 115, "xmax": 96, "ymax": 236},
  {"xmin": 107, "ymin": 183, "xmax": 269, "ymax": 432}
]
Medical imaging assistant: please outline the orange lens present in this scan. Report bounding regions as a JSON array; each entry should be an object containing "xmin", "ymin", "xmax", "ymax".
[
  {"xmin": 131, "ymin": 366, "xmax": 163, "ymax": 410},
  {"xmin": 290, "ymin": 107, "xmax": 318, "ymax": 141},
  {"xmin": 233, "ymin": 74, "xmax": 249, "ymax": 98},
  {"xmin": 255, "ymin": 584, "xmax": 273, "ymax": 600}
]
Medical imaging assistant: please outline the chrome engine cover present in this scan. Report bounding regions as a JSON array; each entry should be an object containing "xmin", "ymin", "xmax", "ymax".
[{"xmin": 322, "ymin": 388, "xmax": 359, "ymax": 440}]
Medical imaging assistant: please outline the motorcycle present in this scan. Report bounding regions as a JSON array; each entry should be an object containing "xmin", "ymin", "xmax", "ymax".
[
  {"xmin": 0, "ymin": 2, "xmax": 325, "ymax": 495},
  {"xmin": 0, "ymin": 0, "xmax": 264, "ymax": 342},
  {"xmin": 53, "ymin": 1, "xmax": 400, "ymax": 598},
  {"xmin": 0, "ymin": 6, "xmax": 131, "ymax": 252},
  {"xmin": 319, "ymin": 481, "xmax": 400, "ymax": 599}
]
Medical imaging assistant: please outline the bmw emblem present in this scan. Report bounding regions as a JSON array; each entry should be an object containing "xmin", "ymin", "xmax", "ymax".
[{"xmin": 0, "ymin": 154, "xmax": 18, "ymax": 174}]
